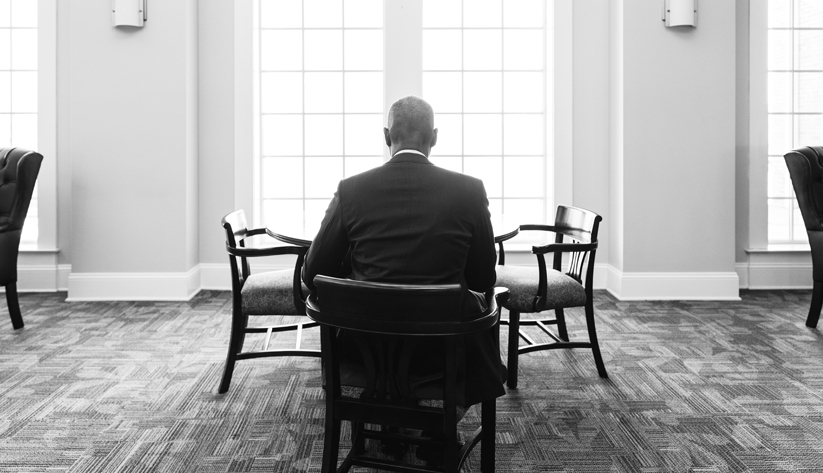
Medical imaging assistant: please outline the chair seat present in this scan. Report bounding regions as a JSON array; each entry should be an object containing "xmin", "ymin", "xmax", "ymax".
[
  {"xmin": 241, "ymin": 269, "xmax": 309, "ymax": 315},
  {"xmin": 495, "ymin": 264, "xmax": 586, "ymax": 312}
]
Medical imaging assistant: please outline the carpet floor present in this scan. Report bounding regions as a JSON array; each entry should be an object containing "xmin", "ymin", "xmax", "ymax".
[{"xmin": 1, "ymin": 290, "xmax": 823, "ymax": 472}]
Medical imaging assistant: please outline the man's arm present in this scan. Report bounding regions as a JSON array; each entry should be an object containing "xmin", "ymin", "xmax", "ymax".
[
  {"xmin": 464, "ymin": 181, "xmax": 497, "ymax": 292},
  {"xmin": 302, "ymin": 181, "xmax": 350, "ymax": 292}
]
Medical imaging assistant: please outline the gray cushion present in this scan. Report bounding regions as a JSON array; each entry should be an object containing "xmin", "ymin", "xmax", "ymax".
[
  {"xmin": 495, "ymin": 264, "xmax": 586, "ymax": 313},
  {"xmin": 241, "ymin": 269, "xmax": 310, "ymax": 315}
]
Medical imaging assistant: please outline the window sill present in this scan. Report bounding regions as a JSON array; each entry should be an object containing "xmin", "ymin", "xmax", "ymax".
[
  {"xmin": 18, "ymin": 245, "xmax": 59, "ymax": 254},
  {"xmin": 745, "ymin": 244, "xmax": 811, "ymax": 254}
]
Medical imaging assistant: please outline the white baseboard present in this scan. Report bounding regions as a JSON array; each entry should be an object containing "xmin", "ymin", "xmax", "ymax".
[
  {"xmin": 66, "ymin": 266, "xmax": 201, "ymax": 301},
  {"xmin": 740, "ymin": 262, "xmax": 813, "ymax": 289},
  {"xmin": 605, "ymin": 266, "xmax": 740, "ymax": 300}
]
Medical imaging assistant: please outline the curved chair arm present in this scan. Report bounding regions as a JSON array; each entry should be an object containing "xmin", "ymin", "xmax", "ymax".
[
  {"xmin": 533, "ymin": 241, "xmax": 598, "ymax": 255},
  {"xmin": 495, "ymin": 228, "xmax": 519, "ymax": 265},
  {"xmin": 226, "ymin": 244, "xmax": 306, "ymax": 258},
  {"xmin": 266, "ymin": 228, "xmax": 312, "ymax": 248}
]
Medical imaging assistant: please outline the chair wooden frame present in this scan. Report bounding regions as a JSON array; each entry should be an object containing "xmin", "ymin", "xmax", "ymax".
[
  {"xmin": 219, "ymin": 210, "xmax": 321, "ymax": 394},
  {"xmin": 496, "ymin": 205, "xmax": 606, "ymax": 389},
  {"xmin": 306, "ymin": 275, "xmax": 507, "ymax": 473}
]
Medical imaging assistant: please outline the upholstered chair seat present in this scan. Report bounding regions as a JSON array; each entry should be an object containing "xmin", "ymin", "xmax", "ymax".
[
  {"xmin": 241, "ymin": 270, "xmax": 312, "ymax": 316},
  {"xmin": 495, "ymin": 265, "xmax": 586, "ymax": 313}
]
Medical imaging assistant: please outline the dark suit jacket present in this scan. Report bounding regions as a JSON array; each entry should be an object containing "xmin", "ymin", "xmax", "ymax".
[{"xmin": 303, "ymin": 152, "xmax": 504, "ymax": 404}]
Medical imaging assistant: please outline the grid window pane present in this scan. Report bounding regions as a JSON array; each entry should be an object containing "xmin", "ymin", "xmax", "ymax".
[
  {"xmin": 0, "ymin": 0, "xmax": 8, "ymax": 28},
  {"xmin": 10, "ymin": 113, "xmax": 36, "ymax": 150},
  {"xmin": 261, "ymin": 72, "xmax": 303, "ymax": 113},
  {"xmin": 262, "ymin": 157, "xmax": 303, "ymax": 198},
  {"xmin": 464, "ymin": 72, "xmax": 502, "ymax": 113},
  {"xmin": 345, "ymin": 156, "xmax": 382, "ymax": 177},
  {"xmin": 503, "ymin": 198, "xmax": 544, "ymax": 226},
  {"xmin": 344, "ymin": 72, "xmax": 382, "ymax": 113},
  {"xmin": 504, "ymin": 0, "xmax": 544, "ymax": 28},
  {"xmin": 504, "ymin": 72, "xmax": 543, "ymax": 113},
  {"xmin": 10, "ymin": 0, "xmax": 36, "ymax": 27},
  {"xmin": 464, "ymin": 0, "xmax": 502, "ymax": 28},
  {"xmin": 305, "ymin": 114, "xmax": 343, "ymax": 155},
  {"xmin": 304, "ymin": 0, "xmax": 343, "ymax": 28},
  {"xmin": 768, "ymin": 156, "xmax": 794, "ymax": 198},
  {"xmin": 793, "ymin": 204, "xmax": 808, "ymax": 241},
  {"xmin": 795, "ymin": 73, "xmax": 823, "ymax": 113},
  {"xmin": 423, "ymin": 72, "xmax": 462, "ymax": 113},
  {"xmin": 305, "ymin": 30, "xmax": 343, "ymax": 70},
  {"xmin": 304, "ymin": 72, "xmax": 343, "ymax": 113},
  {"xmin": 345, "ymin": 114, "xmax": 383, "ymax": 155},
  {"xmin": 344, "ymin": 0, "xmax": 383, "ymax": 28},
  {"xmin": 344, "ymin": 30, "xmax": 382, "ymax": 70},
  {"xmin": 795, "ymin": 0, "xmax": 823, "ymax": 28},
  {"xmin": 504, "ymin": 30, "xmax": 542, "ymax": 71},
  {"xmin": 262, "ymin": 115, "xmax": 303, "ymax": 156},
  {"xmin": 423, "ymin": 0, "xmax": 461, "ymax": 28},
  {"xmin": 768, "ymin": 30, "xmax": 792, "ymax": 70},
  {"xmin": 769, "ymin": 0, "xmax": 792, "ymax": 28},
  {"xmin": 0, "ymin": 72, "xmax": 9, "ymax": 112},
  {"xmin": 464, "ymin": 30, "xmax": 502, "ymax": 71},
  {"xmin": 11, "ymin": 71, "xmax": 36, "ymax": 112},
  {"xmin": 263, "ymin": 199, "xmax": 304, "ymax": 237},
  {"xmin": 261, "ymin": 0, "xmax": 302, "ymax": 28},
  {"xmin": 504, "ymin": 114, "xmax": 543, "ymax": 155},
  {"xmin": 432, "ymin": 114, "xmax": 462, "ymax": 156},
  {"xmin": 795, "ymin": 30, "xmax": 823, "ymax": 70},
  {"xmin": 0, "ymin": 114, "xmax": 10, "ymax": 146},
  {"xmin": 0, "ymin": 30, "xmax": 9, "ymax": 69},
  {"xmin": 423, "ymin": 30, "xmax": 462, "ymax": 70},
  {"xmin": 768, "ymin": 114, "xmax": 792, "ymax": 156},
  {"xmin": 305, "ymin": 157, "xmax": 343, "ymax": 197},
  {"xmin": 464, "ymin": 156, "xmax": 502, "ymax": 197},
  {"xmin": 768, "ymin": 198, "xmax": 793, "ymax": 241},
  {"xmin": 795, "ymin": 114, "xmax": 823, "ymax": 147},
  {"xmin": 504, "ymin": 156, "xmax": 543, "ymax": 197},
  {"xmin": 261, "ymin": 31, "xmax": 302, "ymax": 71},
  {"xmin": 464, "ymin": 114, "xmax": 502, "ymax": 155},
  {"xmin": 768, "ymin": 72, "xmax": 792, "ymax": 113}
]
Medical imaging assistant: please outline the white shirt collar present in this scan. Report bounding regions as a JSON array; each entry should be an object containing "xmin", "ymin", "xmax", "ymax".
[{"xmin": 392, "ymin": 149, "xmax": 428, "ymax": 158}]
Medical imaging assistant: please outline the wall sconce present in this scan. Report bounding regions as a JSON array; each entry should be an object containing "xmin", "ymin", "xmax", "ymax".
[
  {"xmin": 662, "ymin": 0, "xmax": 696, "ymax": 28},
  {"xmin": 112, "ymin": 0, "xmax": 147, "ymax": 28}
]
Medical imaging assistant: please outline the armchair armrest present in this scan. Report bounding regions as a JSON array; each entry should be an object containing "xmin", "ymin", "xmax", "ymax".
[
  {"xmin": 226, "ymin": 244, "xmax": 306, "ymax": 258},
  {"xmin": 265, "ymin": 228, "xmax": 312, "ymax": 247},
  {"xmin": 532, "ymin": 241, "xmax": 598, "ymax": 255}
]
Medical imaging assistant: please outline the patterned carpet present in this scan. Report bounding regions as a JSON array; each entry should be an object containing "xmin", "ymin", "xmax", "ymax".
[{"xmin": 2, "ymin": 290, "xmax": 823, "ymax": 472}]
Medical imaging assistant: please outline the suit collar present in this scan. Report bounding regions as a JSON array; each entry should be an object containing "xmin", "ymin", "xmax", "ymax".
[{"xmin": 388, "ymin": 152, "xmax": 433, "ymax": 165}]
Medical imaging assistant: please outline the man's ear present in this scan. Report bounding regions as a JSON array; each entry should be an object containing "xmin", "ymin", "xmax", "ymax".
[
  {"xmin": 431, "ymin": 128, "xmax": 438, "ymax": 148},
  {"xmin": 384, "ymin": 127, "xmax": 391, "ymax": 147}
]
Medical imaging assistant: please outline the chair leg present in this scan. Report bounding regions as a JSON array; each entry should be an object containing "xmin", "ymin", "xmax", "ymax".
[
  {"xmin": 6, "ymin": 283, "xmax": 24, "ymax": 330},
  {"xmin": 807, "ymin": 280, "xmax": 823, "ymax": 328},
  {"xmin": 507, "ymin": 310, "xmax": 520, "ymax": 389},
  {"xmin": 584, "ymin": 300, "xmax": 608, "ymax": 379},
  {"xmin": 480, "ymin": 399, "xmax": 496, "ymax": 472},
  {"xmin": 555, "ymin": 307, "xmax": 569, "ymax": 341},
  {"xmin": 322, "ymin": 412, "xmax": 341, "ymax": 472},
  {"xmin": 218, "ymin": 313, "xmax": 247, "ymax": 394}
]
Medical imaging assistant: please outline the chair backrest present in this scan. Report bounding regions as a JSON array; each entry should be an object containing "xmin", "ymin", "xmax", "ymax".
[
  {"xmin": 307, "ymin": 276, "xmax": 503, "ymax": 405},
  {"xmin": 0, "ymin": 147, "xmax": 43, "ymax": 233},
  {"xmin": 785, "ymin": 146, "xmax": 823, "ymax": 232}
]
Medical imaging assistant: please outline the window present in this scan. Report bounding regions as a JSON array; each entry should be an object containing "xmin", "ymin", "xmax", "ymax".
[
  {"xmin": 0, "ymin": 0, "xmax": 39, "ymax": 243},
  {"xmin": 256, "ymin": 0, "xmax": 548, "ymax": 238},
  {"xmin": 767, "ymin": 0, "xmax": 823, "ymax": 243}
]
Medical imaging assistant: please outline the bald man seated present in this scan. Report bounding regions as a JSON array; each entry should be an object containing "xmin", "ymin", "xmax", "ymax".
[{"xmin": 302, "ymin": 96, "xmax": 506, "ymax": 458}]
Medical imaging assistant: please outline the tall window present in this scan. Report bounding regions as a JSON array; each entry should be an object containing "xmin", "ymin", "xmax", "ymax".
[
  {"xmin": 0, "ymin": 0, "xmax": 38, "ymax": 242},
  {"xmin": 256, "ymin": 0, "xmax": 548, "ymax": 237},
  {"xmin": 423, "ymin": 0, "xmax": 545, "ymax": 226},
  {"xmin": 767, "ymin": 0, "xmax": 823, "ymax": 243}
]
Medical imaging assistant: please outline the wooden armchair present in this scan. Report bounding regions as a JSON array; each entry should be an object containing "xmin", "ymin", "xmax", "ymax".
[
  {"xmin": 306, "ymin": 275, "xmax": 507, "ymax": 472},
  {"xmin": 494, "ymin": 205, "xmax": 606, "ymax": 389},
  {"xmin": 219, "ymin": 210, "xmax": 320, "ymax": 393}
]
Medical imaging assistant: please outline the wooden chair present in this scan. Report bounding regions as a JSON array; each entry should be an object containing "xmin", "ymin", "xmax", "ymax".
[
  {"xmin": 219, "ymin": 210, "xmax": 320, "ymax": 394},
  {"xmin": 306, "ymin": 275, "xmax": 507, "ymax": 472},
  {"xmin": 0, "ymin": 148, "xmax": 43, "ymax": 330},
  {"xmin": 784, "ymin": 146, "xmax": 823, "ymax": 328},
  {"xmin": 494, "ymin": 205, "xmax": 606, "ymax": 389}
]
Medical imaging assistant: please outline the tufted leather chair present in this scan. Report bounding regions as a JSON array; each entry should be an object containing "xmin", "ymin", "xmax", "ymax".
[
  {"xmin": 0, "ymin": 147, "xmax": 43, "ymax": 330},
  {"xmin": 784, "ymin": 146, "xmax": 823, "ymax": 328}
]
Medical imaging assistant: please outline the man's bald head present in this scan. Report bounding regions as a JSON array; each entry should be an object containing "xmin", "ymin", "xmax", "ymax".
[{"xmin": 386, "ymin": 96, "xmax": 436, "ymax": 145}]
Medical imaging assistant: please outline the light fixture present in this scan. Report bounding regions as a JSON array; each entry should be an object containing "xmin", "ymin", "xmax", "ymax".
[
  {"xmin": 662, "ymin": 0, "xmax": 696, "ymax": 28},
  {"xmin": 112, "ymin": 0, "xmax": 147, "ymax": 28}
]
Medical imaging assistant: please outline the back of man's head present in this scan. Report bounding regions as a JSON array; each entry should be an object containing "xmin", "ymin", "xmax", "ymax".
[{"xmin": 386, "ymin": 96, "xmax": 435, "ymax": 144}]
